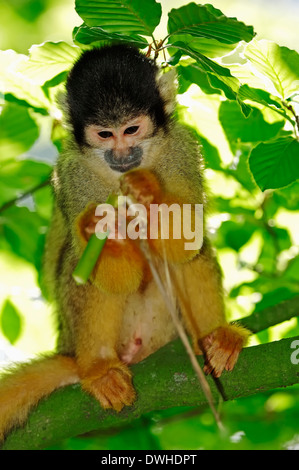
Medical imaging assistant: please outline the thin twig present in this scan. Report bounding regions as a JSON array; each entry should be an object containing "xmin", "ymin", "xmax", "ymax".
[
  {"xmin": 0, "ymin": 178, "xmax": 51, "ymax": 214},
  {"xmin": 140, "ymin": 240, "xmax": 225, "ymax": 431},
  {"xmin": 283, "ymin": 101, "xmax": 299, "ymax": 139}
]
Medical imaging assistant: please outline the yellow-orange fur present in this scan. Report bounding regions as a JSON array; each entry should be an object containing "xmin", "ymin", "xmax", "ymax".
[
  {"xmin": 0, "ymin": 356, "xmax": 78, "ymax": 442},
  {"xmin": 76, "ymin": 203, "xmax": 147, "ymax": 294},
  {"xmin": 0, "ymin": 70, "xmax": 250, "ymax": 443}
]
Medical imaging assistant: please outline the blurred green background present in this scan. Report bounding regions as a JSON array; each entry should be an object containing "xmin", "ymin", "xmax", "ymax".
[{"xmin": 0, "ymin": 0, "xmax": 298, "ymax": 450}]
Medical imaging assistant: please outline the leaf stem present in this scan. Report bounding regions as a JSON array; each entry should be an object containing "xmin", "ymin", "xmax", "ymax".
[
  {"xmin": 0, "ymin": 179, "xmax": 51, "ymax": 215},
  {"xmin": 283, "ymin": 102, "xmax": 299, "ymax": 140}
]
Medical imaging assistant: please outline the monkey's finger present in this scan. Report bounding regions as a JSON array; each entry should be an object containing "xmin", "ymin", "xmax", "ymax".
[
  {"xmin": 203, "ymin": 342, "xmax": 232, "ymax": 377},
  {"xmin": 225, "ymin": 348, "xmax": 241, "ymax": 372}
]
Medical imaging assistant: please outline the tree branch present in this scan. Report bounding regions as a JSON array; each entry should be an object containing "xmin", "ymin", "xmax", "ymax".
[
  {"xmin": 2, "ymin": 333, "xmax": 299, "ymax": 450},
  {"xmin": 2, "ymin": 296, "xmax": 299, "ymax": 449},
  {"xmin": 237, "ymin": 296, "xmax": 299, "ymax": 333}
]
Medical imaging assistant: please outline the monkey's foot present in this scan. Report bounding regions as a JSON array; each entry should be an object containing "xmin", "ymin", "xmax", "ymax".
[
  {"xmin": 81, "ymin": 360, "xmax": 136, "ymax": 412},
  {"xmin": 201, "ymin": 324, "xmax": 250, "ymax": 378}
]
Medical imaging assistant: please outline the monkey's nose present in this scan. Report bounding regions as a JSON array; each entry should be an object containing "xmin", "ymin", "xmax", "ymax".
[
  {"xmin": 105, "ymin": 147, "xmax": 143, "ymax": 173},
  {"xmin": 114, "ymin": 146, "xmax": 131, "ymax": 159}
]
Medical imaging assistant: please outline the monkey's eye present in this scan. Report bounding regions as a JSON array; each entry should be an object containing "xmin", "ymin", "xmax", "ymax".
[
  {"xmin": 124, "ymin": 126, "xmax": 139, "ymax": 135},
  {"xmin": 98, "ymin": 131, "xmax": 113, "ymax": 139}
]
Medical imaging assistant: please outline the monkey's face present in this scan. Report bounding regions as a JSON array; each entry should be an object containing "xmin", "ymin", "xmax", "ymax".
[{"xmin": 84, "ymin": 115, "xmax": 154, "ymax": 173}]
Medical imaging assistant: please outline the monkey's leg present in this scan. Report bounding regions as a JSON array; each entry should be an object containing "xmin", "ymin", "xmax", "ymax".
[
  {"xmin": 71, "ymin": 204, "xmax": 141, "ymax": 410},
  {"xmin": 69, "ymin": 283, "xmax": 136, "ymax": 412},
  {"xmin": 173, "ymin": 244, "xmax": 250, "ymax": 378},
  {"xmin": 0, "ymin": 355, "xmax": 78, "ymax": 442}
]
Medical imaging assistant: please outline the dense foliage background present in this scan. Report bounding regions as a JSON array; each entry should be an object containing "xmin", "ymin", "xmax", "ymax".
[{"xmin": 0, "ymin": 0, "xmax": 298, "ymax": 450}]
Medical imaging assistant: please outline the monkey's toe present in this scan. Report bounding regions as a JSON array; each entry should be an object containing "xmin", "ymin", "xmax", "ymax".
[
  {"xmin": 82, "ymin": 365, "xmax": 136, "ymax": 412},
  {"xmin": 201, "ymin": 325, "xmax": 250, "ymax": 378}
]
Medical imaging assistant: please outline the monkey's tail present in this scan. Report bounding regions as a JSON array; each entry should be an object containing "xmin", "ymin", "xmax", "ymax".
[{"xmin": 0, "ymin": 354, "xmax": 79, "ymax": 443}]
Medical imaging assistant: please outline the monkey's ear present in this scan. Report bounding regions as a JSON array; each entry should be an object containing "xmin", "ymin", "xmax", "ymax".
[{"xmin": 157, "ymin": 68, "xmax": 177, "ymax": 116}]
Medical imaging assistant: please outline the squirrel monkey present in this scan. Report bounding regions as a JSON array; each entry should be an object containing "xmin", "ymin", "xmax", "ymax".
[{"xmin": 0, "ymin": 45, "xmax": 250, "ymax": 442}]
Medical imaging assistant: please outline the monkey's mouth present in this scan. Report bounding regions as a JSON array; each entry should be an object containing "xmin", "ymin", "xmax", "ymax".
[{"xmin": 110, "ymin": 157, "xmax": 142, "ymax": 173}]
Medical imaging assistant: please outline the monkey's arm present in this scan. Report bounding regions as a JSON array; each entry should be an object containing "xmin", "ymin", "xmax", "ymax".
[
  {"xmin": 120, "ymin": 168, "xmax": 203, "ymax": 264},
  {"xmin": 75, "ymin": 202, "xmax": 148, "ymax": 294},
  {"xmin": 172, "ymin": 242, "xmax": 250, "ymax": 376}
]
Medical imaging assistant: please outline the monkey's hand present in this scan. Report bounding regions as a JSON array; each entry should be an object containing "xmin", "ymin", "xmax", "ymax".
[
  {"xmin": 75, "ymin": 202, "xmax": 146, "ymax": 294},
  {"xmin": 120, "ymin": 169, "xmax": 202, "ymax": 263},
  {"xmin": 76, "ymin": 201, "xmax": 123, "ymax": 243},
  {"xmin": 201, "ymin": 324, "xmax": 250, "ymax": 378},
  {"xmin": 80, "ymin": 359, "xmax": 136, "ymax": 412}
]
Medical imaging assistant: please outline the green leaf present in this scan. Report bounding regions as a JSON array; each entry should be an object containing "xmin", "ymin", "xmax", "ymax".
[
  {"xmin": 284, "ymin": 256, "xmax": 299, "ymax": 282},
  {"xmin": 177, "ymin": 59, "xmax": 242, "ymax": 102},
  {"xmin": 73, "ymin": 24, "xmax": 149, "ymax": 48},
  {"xmin": 171, "ymin": 42, "xmax": 232, "ymax": 76},
  {"xmin": 3, "ymin": 93, "xmax": 49, "ymax": 116},
  {"xmin": 169, "ymin": 35, "xmax": 238, "ymax": 58},
  {"xmin": 0, "ymin": 104, "xmax": 39, "ymax": 162},
  {"xmin": 208, "ymin": 73, "xmax": 242, "ymax": 101},
  {"xmin": 272, "ymin": 181, "xmax": 299, "ymax": 210},
  {"xmin": 1, "ymin": 300, "xmax": 22, "ymax": 345},
  {"xmin": 0, "ymin": 50, "xmax": 51, "ymax": 112},
  {"xmin": 42, "ymin": 72, "xmax": 69, "ymax": 90},
  {"xmin": 177, "ymin": 63, "xmax": 222, "ymax": 95},
  {"xmin": 227, "ymin": 146, "xmax": 257, "ymax": 192},
  {"xmin": 272, "ymin": 227, "xmax": 292, "ymax": 251},
  {"xmin": 34, "ymin": 185, "xmax": 54, "ymax": 221},
  {"xmin": 227, "ymin": 61, "xmax": 272, "ymax": 91},
  {"xmin": 238, "ymin": 84, "xmax": 284, "ymax": 110},
  {"xmin": 255, "ymin": 284, "xmax": 296, "ymax": 309},
  {"xmin": 8, "ymin": 0, "xmax": 46, "ymax": 22},
  {"xmin": 229, "ymin": 274, "xmax": 297, "ymax": 298},
  {"xmin": 213, "ymin": 197, "xmax": 255, "ymax": 218},
  {"xmin": 0, "ymin": 160, "xmax": 51, "ymax": 206},
  {"xmin": 171, "ymin": 43, "xmax": 251, "ymax": 117},
  {"xmin": 219, "ymin": 101, "xmax": 284, "ymax": 144},
  {"xmin": 2, "ymin": 206, "xmax": 47, "ymax": 268},
  {"xmin": 256, "ymin": 226, "xmax": 292, "ymax": 272},
  {"xmin": 249, "ymin": 137, "xmax": 299, "ymax": 191},
  {"xmin": 75, "ymin": 0, "xmax": 162, "ymax": 36},
  {"xmin": 167, "ymin": 3, "xmax": 255, "ymax": 45},
  {"xmin": 17, "ymin": 41, "xmax": 81, "ymax": 85},
  {"xmin": 199, "ymin": 135, "xmax": 222, "ymax": 170},
  {"xmin": 183, "ymin": 37, "xmax": 238, "ymax": 58},
  {"xmin": 245, "ymin": 40, "xmax": 299, "ymax": 99},
  {"xmin": 217, "ymin": 220, "xmax": 255, "ymax": 251}
]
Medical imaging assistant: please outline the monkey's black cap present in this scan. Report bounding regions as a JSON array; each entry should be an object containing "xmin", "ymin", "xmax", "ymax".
[{"xmin": 66, "ymin": 45, "xmax": 167, "ymax": 145}]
